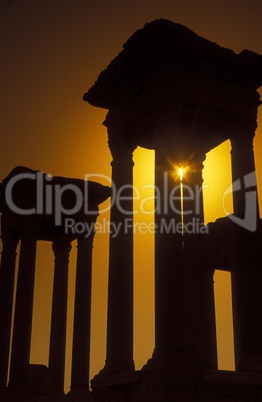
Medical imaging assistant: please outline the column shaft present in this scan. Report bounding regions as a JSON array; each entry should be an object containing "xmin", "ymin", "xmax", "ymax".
[
  {"xmin": 71, "ymin": 234, "xmax": 94, "ymax": 392},
  {"xmin": 154, "ymin": 149, "xmax": 186, "ymax": 351},
  {"xmin": 49, "ymin": 240, "xmax": 71, "ymax": 393},
  {"xmin": 182, "ymin": 158, "xmax": 217, "ymax": 369},
  {"xmin": 8, "ymin": 237, "xmax": 37, "ymax": 388},
  {"xmin": 105, "ymin": 144, "xmax": 135, "ymax": 373},
  {"xmin": 230, "ymin": 135, "xmax": 262, "ymax": 370},
  {"xmin": 0, "ymin": 235, "xmax": 19, "ymax": 388}
]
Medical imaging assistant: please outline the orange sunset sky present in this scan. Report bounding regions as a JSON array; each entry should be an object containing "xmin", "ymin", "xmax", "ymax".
[{"xmin": 0, "ymin": 0, "xmax": 262, "ymax": 392}]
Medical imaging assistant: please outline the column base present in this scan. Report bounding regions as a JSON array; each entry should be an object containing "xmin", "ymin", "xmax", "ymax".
[
  {"xmin": 67, "ymin": 388, "xmax": 95, "ymax": 402},
  {"xmin": 237, "ymin": 354, "xmax": 262, "ymax": 372},
  {"xmin": 101, "ymin": 360, "xmax": 135, "ymax": 375},
  {"xmin": 141, "ymin": 348, "xmax": 201, "ymax": 378},
  {"xmin": 90, "ymin": 361, "xmax": 137, "ymax": 402},
  {"xmin": 37, "ymin": 395, "xmax": 67, "ymax": 402},
  {"xmin": 6, "ymin": 384, "xmax": 34, "ymax": 402},
  {"xmin": 0, "ymin": 386, "xmax": 7, "ymax": 402},
  {"xmin": 131, "ymin": 349, "xmax": 201, "ymax": 402},
  {"xmin": 91, "ymin": 359, "xmax": 135, "ymax": 383},
  {"xmin": 90, "ymin": 351, "xmax": 201, "ymax": 402},
  {"xmin": 92, "ymin": 370, "xmax": 139, "ymax": 388},
  {"xmin": 91, "ymin": 371, "xmax": 139, "ymax": 402}
]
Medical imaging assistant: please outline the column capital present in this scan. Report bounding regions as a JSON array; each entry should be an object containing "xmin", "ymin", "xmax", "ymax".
[
  {"xmin": 77, "ymin": 230, "xmax": 96, "ymax": 249},
  {"xmin": 107, "ymin": 128, "xmax": 136, "ymax": 162},
  {"xmin": 230, "ymin": 134, "xmax": 255, "ymax": 152},
  {"xmin": 52, "ymin": 239, "xmax": 72, "ymax": 260},
  {"xmin": 228, "ymin": 117, "xmax": 257, "ymax": 141},
  {"xmin": 181, "ymin": 153, "xmax": 206, "ymax": 186},
  {"xmin": 188, "ymin": 150, "xmax": 206, "ymax": 165}
]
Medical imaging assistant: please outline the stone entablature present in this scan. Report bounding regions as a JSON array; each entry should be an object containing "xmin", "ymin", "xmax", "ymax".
[
  {"xmin": 84, "ymin": 19, "xmax": 262, "ymax": 154},
  {"xmin": 0, "ymin": 166, "xmax": 110, "ymax": 241}
]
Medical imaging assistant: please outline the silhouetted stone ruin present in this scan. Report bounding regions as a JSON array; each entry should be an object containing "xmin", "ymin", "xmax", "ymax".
[
  {"xmin": 1, "ymin": 19, "xmax": 262, "ymax": 402},
  {"xmin": 0, "ymin": 166, "xmax": 110, "ymax": 401}
]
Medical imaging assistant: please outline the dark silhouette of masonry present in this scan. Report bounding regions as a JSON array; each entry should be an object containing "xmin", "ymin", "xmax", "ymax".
[{"xmin": 1, "ymin": 19, "xmax": 262, "ymax": 402}]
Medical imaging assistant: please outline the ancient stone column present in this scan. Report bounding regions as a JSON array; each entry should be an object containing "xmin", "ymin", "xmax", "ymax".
[
  {"xmin": 230, "ymin": 134, "xmax": 262, "ymax": 370},
  {"xmin": 8, "ymin": 236, "xmax": 37, "ymax": 388},
  {"xmin": 70, "ymin": 232, "xmax": 96, "ymax": 396},
  {"xmin": 49, "ymin": 239, "xmax": 71, "ymax": 394},
  {"xmin": 182, "ymin": 156, "xmax": 217, "ymax": 369},
  {"xmin": 231, "ymin": 135, "xmax": 260, "ymax": 223},
  {"xmin": 0, "ymin": 234, "xmax": 19, "ymax": 389},
  {"xmin": 154, "ymin": 147, "xmax": 186, "ymax": 353},
  {"xmin": 104, "ymin": 138, "xmax": 135, "ymax": 374}
]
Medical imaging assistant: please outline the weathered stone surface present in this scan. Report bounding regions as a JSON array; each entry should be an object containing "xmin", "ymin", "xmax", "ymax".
[
  {"xmin": 84, "ymin": 19, "xmax": 262, "ymax": 156},
  {"xmin": 197, "ymin": 380, "xmax": 257, "ymax": 402}
]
